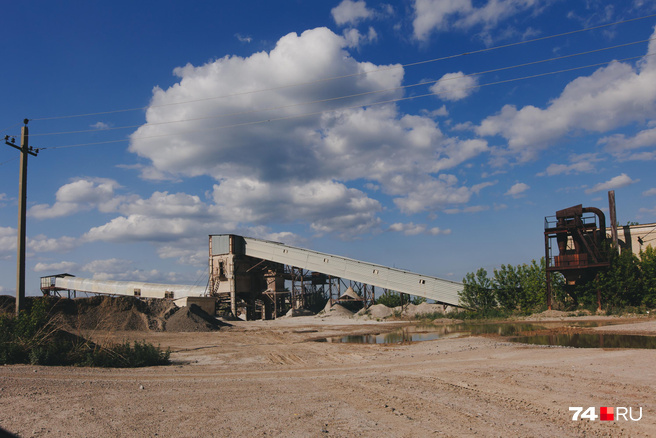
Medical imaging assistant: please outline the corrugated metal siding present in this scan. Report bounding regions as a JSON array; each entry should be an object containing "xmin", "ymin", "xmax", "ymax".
[
  {"xmin": 241, "ymin": 236, "xmax": 462, "ymax": 305},
  {"xmin": 54, "ymin": 277, "xmax": 207, "ymax": 299},
  {"xmin": 211, "ymin": 235, "xmax": 231, "ymax": 255}
]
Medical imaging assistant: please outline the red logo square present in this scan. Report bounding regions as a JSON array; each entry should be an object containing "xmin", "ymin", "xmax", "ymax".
[{"xmin": 600, "ymin": 407, "xmax": 614, "ymax": 421}]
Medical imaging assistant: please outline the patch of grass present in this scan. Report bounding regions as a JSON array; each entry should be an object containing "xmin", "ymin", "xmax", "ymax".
[{"xmin": 0, "ymin": 298, "xmax": 170, "ymax": 367}]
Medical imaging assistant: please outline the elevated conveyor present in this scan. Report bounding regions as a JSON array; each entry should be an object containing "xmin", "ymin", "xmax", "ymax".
[
  {"xmin": 44, "ymin": 275, "xmax": 207, "ymax": 300},
  {"xmin": 211, "ymin": 235, "xmax": 463, "ymax": 306}
]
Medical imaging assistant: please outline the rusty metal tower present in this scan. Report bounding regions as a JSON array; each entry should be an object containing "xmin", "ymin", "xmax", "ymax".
[{"xmin": 544, "ymin": 204, "xmax": 610, "ymax": 310}]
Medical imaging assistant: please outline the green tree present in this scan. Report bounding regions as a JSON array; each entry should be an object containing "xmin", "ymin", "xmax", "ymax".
[
  {"xmin": 376, "ymin": 291, "xmax": 403, "ymax": 307},
  {"xmin": 460, "ymin": 268, "xmax": 496, "ymax": 310},
  {"xmin": 640, "ymin": 246, "xmax": 656, "ymax": 308},
  {"xmin": 596, "ymin": 249, "xmax": 643, "ymax": 308},
  {"xmin": 493, "ymin": 264, "xmax": 521, "ymax": 310}
]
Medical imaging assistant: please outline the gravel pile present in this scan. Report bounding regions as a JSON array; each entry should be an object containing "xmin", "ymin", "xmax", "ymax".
[{"xmin": 0, "ymin": 295, "xmax": 220, "ymax": 332}]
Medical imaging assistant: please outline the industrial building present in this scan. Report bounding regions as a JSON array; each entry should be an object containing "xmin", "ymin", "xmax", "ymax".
[{"xmin": 41, "ymin": 234, "xmax": 463, "ymax": 319}]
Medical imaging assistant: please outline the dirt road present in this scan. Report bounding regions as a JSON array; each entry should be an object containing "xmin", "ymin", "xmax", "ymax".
[{"xmin": 0, "ymin": 316, "xmax": 654, "ymax": 437}]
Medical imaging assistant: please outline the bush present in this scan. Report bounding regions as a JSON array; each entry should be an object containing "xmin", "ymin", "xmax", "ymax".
[{"xmin": 0, "ymin": 298, "xmax": 170, "ymax": 367}]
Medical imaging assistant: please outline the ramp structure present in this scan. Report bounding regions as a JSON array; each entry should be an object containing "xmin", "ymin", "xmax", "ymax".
[{"xmin": 209, "ymin": 235, "xmax": 462, "ymax": 318}]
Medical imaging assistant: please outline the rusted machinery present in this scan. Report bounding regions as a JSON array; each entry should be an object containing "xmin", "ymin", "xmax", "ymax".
[{"xmin": 544, "ymin": 204, "xmax": 610, "ymax": 309}]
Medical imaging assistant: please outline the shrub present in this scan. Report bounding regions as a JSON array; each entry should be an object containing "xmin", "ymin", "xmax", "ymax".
[{"xmin": 0, "ymin": 298, "xmax": 170, "ymax": 368}]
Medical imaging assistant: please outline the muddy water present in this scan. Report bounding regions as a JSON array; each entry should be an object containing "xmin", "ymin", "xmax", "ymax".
[
  {"xmin": 324, "ymin": 321, "xmax": 656, "ymax": 349},
  {"xmin": 510, "ymin": 333, "xmax": 656, "ymax": 349}
]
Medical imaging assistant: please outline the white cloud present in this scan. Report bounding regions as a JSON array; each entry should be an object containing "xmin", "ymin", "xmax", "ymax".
[
  {"xmin": 0, "ymin": 226, "xmax": 16, "ymax": 256},
  {"xmin": 598, "ymin": 126, "xmax": 656, "ymax": 161},
  {"xmin": 29, "ymin": 178, "xmax": 122, "ymax": 219},
  {"xmin": 28, "ymin": 235, "xmax": 79, "ymax": 253},
  {"xmin": 644, "ymin": 188, "xmax": 656, "ymax": 196},
  {"xmin": 430, "ymin": 72, "xmax": 479, "ymax": 101},
  {"xmin": 412, "ymin": 0, "xmax": 546, "ymax": 41},
  {"xmin": 389, "ymin": 222, "xmax": 451, "ymax": 235},
  {"xmin": 235, "ymin": 33, "xmax": 252, "ymax": 43},
  {"xmin": 332, "ymin": 0, "xmax": 373, "ymax": 26},
  {"xmin": 211, "ymin": 178, "xmax": 381, "ymax": 238},
  {"xmin": 444, "ymin": 205, "xmax": 490, "ymax": 214},
  {"xmin": 477, "ymin": 28, "xmax": 656, "ymax": 162},
  {"xmin": 585, "ymin": 173, "xmax": 639, "ymax": 194},
  {"xmin": 81, "ymin": 258, "xmax": 169, "ymax": 282},
  {"xmin": 33, "ymin": 261, "xmax": 78, "ymax": 273},
  {"xmin": 391, "ymin": 174, "xmax": 476, "ymax": 214},
  {"xmin": 127, "ymin": 27, "xmax": 489, "ymax": 237},
  {"xmin": 90, "ymin": 121, "xmax": 110, "ymax": 130},
  {"xmin": 342, "ymin": 27, "xmax": 378, "ymax": 48},
  {"xmin": 505, "ymin": 182, "xmax": 530, "ymax": 197},
  {"xmin": 538, "ymin": 153, "xmax": 602, "ymax": 176}
]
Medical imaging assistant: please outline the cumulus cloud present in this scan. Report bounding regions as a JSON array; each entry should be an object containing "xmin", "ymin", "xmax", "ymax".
[
  {"xmin": 598, "ymin": 126, "xmax": 656, "ymax": 161},
  {"xmin": 127, "ymin": 27, "xmax": 489, "ymax": 237},
  {"xmin": 585, "ymin": 173, "xmax": 639, "ymax": 194},
  {"xmin": 29, "ymin": 178, "xmax": 122, "ymax": 219},
  {"xmin": 477, "ymin": 27, "xmax": 656, "ymax": 162},
  {"xmin": 332, "ymin": 0, "xmax": 373, "ymax": 26},
  {"xmin": 80, "ymin": 258, "xmax": 168, "ymax": 282},
  {"xmin": 505, "ymin": 182, "xmax": 530, "ymax": 197},
  {"xmin": 412, "ymin": 0, "xmax": 547, "ymax": 41},
  {"xmin": 644, "ymin": 188, "xmax": 656, "ymax": 196},
  {"xmin": 342, "ymin": 26, "xmax": 378, "ymax": 48},
  {"xmin": 430, "ymin": 72, "xmax": 479, "ymax": 101},
  {"xmin": 28, "ymin": 235, "xmax": 79, "ymax": 253},
  {"xmin": 33, "ymin": 261, "xmax": 79, "ymax": 273},
  {"xmin": 0, "ymin": 226, "xmax": 16, "ymax": 256}
]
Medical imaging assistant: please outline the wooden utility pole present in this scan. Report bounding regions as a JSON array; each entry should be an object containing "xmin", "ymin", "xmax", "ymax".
[{"xmin": 4, "ymin": 119, "xmax": 38, "ymax": 315}]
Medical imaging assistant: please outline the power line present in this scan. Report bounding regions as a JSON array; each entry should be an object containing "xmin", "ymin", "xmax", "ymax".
[
  {"xmin": 31, "ymin": 36, "xmax": 656, "ymax": 138},
  {"xmin": 40, "ymin": 52, "xmax": 654, "ymax": 151},
  {"xmin": 28, "ymin": 13, "xmax": 656, "ymax": 123}
]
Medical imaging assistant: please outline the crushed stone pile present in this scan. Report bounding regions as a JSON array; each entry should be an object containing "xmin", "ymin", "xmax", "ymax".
[
  {"xmin": 356, "ymin": 302, "xmax": 455, "ymax": 319},
  {"xmin": 357, "ymin": 304, "xmax": 393, "ymax": 319},
  {"xmin": 319, "ymin": 302, "xmax": 355, "ymax": 318},
  {"xmin": 283, "ymin": 308, "xmax": 315, "ymax": 318},
  {"xmin": 165, "ymin": 304, "xmax": 222, "ymax": 332},
  {"xmin": 402, "ymin": 302, "xmax": 450, "ymax": 317},
  {"xmin": 0, "ymin": 295, "xmax": 221, "ymax": 332}
]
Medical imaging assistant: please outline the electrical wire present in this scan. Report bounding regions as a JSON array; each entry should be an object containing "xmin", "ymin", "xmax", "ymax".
[
  {"xmin": 31, "ymin": 36, "xmax": 656, "ymax": 138},
  {"xmin": 40, "ymin": 52, "xmax": 655, "ymax": 151},
  {"xmin": 0, "ymin": 156, "xmax": 19, "ymax": 166},
  {"xmin": 27, "ymin": 12, "xmax": 656, "ymax": 123}
]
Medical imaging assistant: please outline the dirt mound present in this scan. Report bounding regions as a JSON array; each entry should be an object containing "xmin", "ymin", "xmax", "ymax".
[
  {"xmin": 283, "ymin": 308, "xmax": 315, "ymax": 318},
  {"xmin": 165, "ymin": 304, "xmax": 222, "ymax": 332},
  {"xmin": 0, "ymin": 295, "xmax": 220, "ymax": 332},
  {"xmin": 357, "ymin": 304, "xmax": 393, "ymax": 319},
  {"xmin": 403, "ymin": 302, "xmax": 450, "ymax": 317},
  {"xmin": 319, "ymin": 303, "xmax": 354, "ymax": 318}
]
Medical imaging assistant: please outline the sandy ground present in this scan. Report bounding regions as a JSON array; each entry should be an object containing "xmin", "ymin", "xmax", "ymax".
[{"xmin": 1, "ymin": 315, "xmax": 655, "ymax": 437}]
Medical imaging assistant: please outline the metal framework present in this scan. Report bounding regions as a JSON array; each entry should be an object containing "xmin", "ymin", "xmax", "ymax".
[
  {"xmin": 209, "ymin": 234, "xmax": 462, "ymax": 319},
  {"xmin": 544, "ymin": 204, "xmax": 610, "ymax": 309}
]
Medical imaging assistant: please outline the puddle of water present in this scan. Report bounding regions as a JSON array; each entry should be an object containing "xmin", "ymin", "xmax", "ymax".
[
  {"xmin": 510, "ymin": 333, "xmax": 656, "ymax": 349},
  {"xmin": 325, "ymin": 323, "xmax": 550, "ymax": 344},
  {"xmin": 323, "ymin": 321, "xmax": 655, "ymax": 349}
]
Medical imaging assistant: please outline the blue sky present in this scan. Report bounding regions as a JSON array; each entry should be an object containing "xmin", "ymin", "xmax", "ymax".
[{"xmin": 2, "ymin": 0, "xmax": 656, "ymax": 296}]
